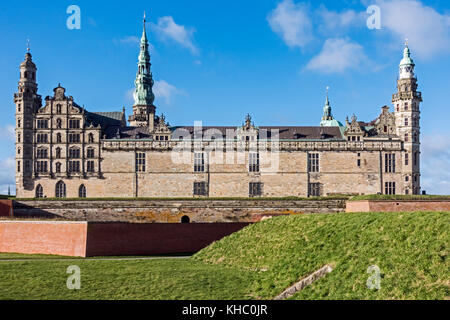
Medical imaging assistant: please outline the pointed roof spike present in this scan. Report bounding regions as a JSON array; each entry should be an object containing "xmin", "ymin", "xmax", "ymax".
[{"xmin": 26, "ymin": 39, "xmax": 30, "ymax": 53}]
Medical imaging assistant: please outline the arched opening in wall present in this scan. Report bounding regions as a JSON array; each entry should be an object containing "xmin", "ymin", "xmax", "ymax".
[
  {"xmin": 55, "ymin": 181, "xmax": 66, "ymax": 198},
  {"xmin": 79, "ymin": 185, "xmax": 86, "ymax": 198},
  {"xmin": 35, "ymin": 185, "xmax": 44, "ymax": 199},
  {"xmin": 181, "ymin": 216, "xmax": 190, "ymax": 224}
]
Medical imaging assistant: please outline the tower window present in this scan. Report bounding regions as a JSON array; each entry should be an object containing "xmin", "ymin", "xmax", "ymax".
[
  {"xmin": 136, "ymin": 152, "xmax": 146, "ymax": 172},
  {"xmin": 404, "ymin": 103, "xmax": 408, "ymax": 111},
  {"xmin": 37, "ymin": 148, "xmax": 48, "ymax": 159},
  {"xmin": 37, "ymin": 119, "xmax": 49, "ymax": 129},
  {"xmin": 68, "ymin": 161, "xmax": 80, "ymax": 173},
  {"xmin": 36, "ymin": 134, "xmax": 48, "ymax": 143},
  {"xmin": 194, "ymin": 153, "xmax": 205, "ymax": 172},
  {"xmin": 87, "ymin": 161, "xmax": 95, "ymax": 173},
  {"xmin": 404, "ymin": 118, "xmax": 408, "ymax": 126},
  {"xmin": 56, "ymin": 105, "xmax": 62, "ymax": 114},
  {"xmin": 405, "ymin": 153, "xmax": 409, "ymax": 166},
  {"xmin": 56, "ymin": 148, "xmax": 62, "ymax": 159},
  {"xmin": 308, "ymin": 153, "xmax": 320, "ymax": 173},
  {"xmin": 56, "ymin": 162, "xmax": 62, "ymax": 173},
  {"xmin": 68, "ymin": 133, "xmax": 80, "ymax": 143},
  {"xmin": 69, "ymin": 119, "xmax": 80, "ymax": 129},
  {"xmin": 384, "ymin": 126, "xmax": 387, "ymax": 133},
  {"xmin": 405, "ymin": 133, "xmax": 409, "ymax": 142},
  {"xmin": 249, "ymin": 153, "xmax": 260, "ymax": 173},
  {"xmin": 87, "ymin": 148, "xmax": 95, "ymax": 158},
  {"xmin": 385, "ymin": 153, "xmax": 396, "ymax": 173},
  {"xmin": 36, "ymin": 161, "xmax": 48, "ymax": 173},
  {"xmin": 17, "ymin": 161, "xmax": 21, "ymax": 173},
  {"xmin": 357, "ymin": 159, "xmax": 361, "ymax": 167},
  {"xmin": 56, "ymin": 133, "xmax": 62, "ymax": 143},
  {"xmin": 69, "ymin": 148, "xmax": 81, "ymax": 159}
]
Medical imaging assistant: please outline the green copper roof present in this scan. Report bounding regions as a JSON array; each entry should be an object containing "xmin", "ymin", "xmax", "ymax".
[
  {"xmin": 133, "ymin": 15, "xmax": 155, "ymax": 106},
  {"xmin": 400, "ymin": 45, "xmax": 415, "ymax": 67},
  {"xmin": 320, "ymin": 94, "xmax": 344, "ymax": 127}
]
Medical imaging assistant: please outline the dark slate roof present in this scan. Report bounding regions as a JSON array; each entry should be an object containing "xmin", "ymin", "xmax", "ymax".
[
  {"xmin": 104, "ymin": 125, "xmax": 344, "ymax": 140},
  {"xmin": 85, "ymin": 111, "xmax": 125, "ymax": 128}
]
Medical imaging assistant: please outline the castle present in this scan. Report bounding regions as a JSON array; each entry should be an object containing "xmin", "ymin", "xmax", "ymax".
[{"xmin": 14, "ymin": 19, "xmax": 422, "ymax": 198}]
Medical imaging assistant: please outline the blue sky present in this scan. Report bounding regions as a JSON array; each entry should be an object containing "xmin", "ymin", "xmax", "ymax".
[{"xmin": 0, "ymin": 0, "xmax": 449, "ymax": 194}]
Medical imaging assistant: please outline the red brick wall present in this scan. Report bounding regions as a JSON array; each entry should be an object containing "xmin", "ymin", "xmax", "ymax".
[
  {"xmin": 85, "ymin": 223, "xmax": 250, "ymax": 257},
  {"xmin": 0, "ymin": 221, "xmax": 249, "ymax": 257},
  {"xmin": 0, "ymin": 221, "xmax": 87, "ymax": 257},
  {"xmin": 346, "ymin": 200, "xmax": 450, "ymax": 212},
  {"xmin": 0, "ymin": 200, "xmax": 13, "ymax": 217}
]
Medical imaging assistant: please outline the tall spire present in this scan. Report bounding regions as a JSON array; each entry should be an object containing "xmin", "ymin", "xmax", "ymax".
[
  {"xmin": 320, "ymin": 86, "xmax": 343, "ymax": 127},
  {"xmin": 133, "ymin": 11, "xmax": 154, "ymax": 106}
]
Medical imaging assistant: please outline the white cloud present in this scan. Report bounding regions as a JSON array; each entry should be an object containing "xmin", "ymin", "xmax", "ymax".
[
  {"xmin": 376, "ymin": 0, "xmax": 450, "ymax": 58},
  {"xmin": 151, "ymin": 16, "xmax": 198, "ymax": 55},
  {"xmin": 153, "ymin": 80, "xmax": 182, "ymax": 105},
  {"xmin": 316, "ymin": 6, "xmax": 365, "ymax": 34},
  {"xmin": 267, "ymin": 0, "xmax": 313, "ymax": 48},
  {"xmin": 0, "ymin": 156, "xmax": 15, "ymax": 195},
  {"xmin": 420, "ymin": 134, "xmax": 450, "ymax": 195},
  {"xmin": 305, "ymin": 38, "xmax": 368, "ymax": 73},
  {"xmin": 114, "ymin": 36, "xmax": 140, "ymax": 45},
  {"xmin": 0, "ymin": 124, "xmax": 15, "ymax": 141}
]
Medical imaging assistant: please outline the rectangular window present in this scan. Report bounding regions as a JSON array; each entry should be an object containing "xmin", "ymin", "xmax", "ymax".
[
  {"xmin": 37, "ymin": 119, "xmax": 49, "ymax": 129},
  {"xmin": 193, "ymin": 182, "xmax": 207, "ymax": 196},
  {"xmin": 36, "ymin": 134, "xmax": 48, "ymax": 143},
  {"xmin": 404, "ymin": 118, "xmax": 409, "ymax": 126},
  {"xmin": 385, "ymin": 182, "xmax": 396, "ymax": 195},
  {"xmin": 308, "ymin": 183, "xmax": 321, "ymax": 197},
  {"xmin": 69, "ymin": 148, "xmax": 81, "ymax": 159},
  {"xmin": 413, "ymin": 152, "xmax": 418, "ymax": 166},
  {"xmin": 194, "ymin": 153, "xmax": 205, "ymax": 172},
  {"xmin": 385, "ymin": 154, "xmax": 396, "ymax": 173},
  {"xmin": 87, "ymin": 149, "xmax": 95, "ymax": 158},
  {"xmin": 405, "ymin": 154, "xmax": 409, "ymax": 166},
  {"xmin": 357, "ymin": 159, "xmax": 361, "ymax": 167},
  {"xmin": 68, "ymin": 161, "xmax": 80, "ymax": 173},
  {"xmin": 308, "ymin": 153, "xmax": 320, "ymax": 173},
  {"xmin": 36, "ymin": 161, "xmax": 48, "ymax": 173},
  {"xmin": 68, "ymin": 133, "xmax": 80, "ymax": 143},
  {"xmin": 136, "ymin": 152, "xmax": 146, "ymax": 172},
  {"xmin": 249, "ymin": 182, "xmax": 263, "ymax": 197},
  {"xmin": 37, "ymin": 149, "xmax": 48, "ymax": 159},
  {"xmin": 249, "ymin": 153, "xmax": 260, "ymax": 173},
  {"xmin": 69, "ymin": 119, "xmax": 80, "ymax": 129},
  {"xmin": 17, "ymin": 161, "xmax": 21, "ymax": 173},
  {"xmin": 86, "ymin": 161, "xmax": 95, "ymax": 173}
]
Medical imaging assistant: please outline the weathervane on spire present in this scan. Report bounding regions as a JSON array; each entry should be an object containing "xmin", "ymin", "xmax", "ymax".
[
  {"xmin": 326, "ymin": 86, "xmax": 330, "ymax": 98},
  {"xmin": 26, "ymin": 39, "xmax": 30, "ymax": 53},
  {"xmin": 143, "ymin": 11, "xmax": 146, "ymax": 25},
  {"xmin": 405, "ymin": 38, "xmax": 409, "ymax": 46}
]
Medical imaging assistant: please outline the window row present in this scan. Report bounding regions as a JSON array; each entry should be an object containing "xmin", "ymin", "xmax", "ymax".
[
  {"xmin": 35, "ymin": 147, "xmax": 96, "ymax": 159},
  {"xmin": 36, "ymin": 183, "xmax": 87, "ymax": 198},
  {"xmin": 35, "ymin": 161, "xmax": 96, "ymax": 173},
  {"xmin": 35, "ymin": 133, "xmax": 95, "ymax": 143}
]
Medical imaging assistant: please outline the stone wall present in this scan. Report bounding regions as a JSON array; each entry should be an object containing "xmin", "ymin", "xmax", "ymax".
[
  {"xmin": 12, "ymin": 199, "xmax": 347, "ymax": 223},
  {"xmin": 346, "ymin": 200, "xmax": 450, "ymax": 212}
]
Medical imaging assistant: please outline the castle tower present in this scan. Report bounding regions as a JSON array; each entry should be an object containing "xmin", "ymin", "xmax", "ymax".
[
  {"xmin": 320, "ymin": 87, "xmax": 343, "ymax": 127},
  {"xmin": 14, "ymin": 44, "xmax": 42, "ymax": 194},
  {"xmin": 392, "ymin": 42, "xmax": 422, "ymax": 195},
  {"xmin": 129, "ymin": 13, "xmax": 156, "ymax": 129}
]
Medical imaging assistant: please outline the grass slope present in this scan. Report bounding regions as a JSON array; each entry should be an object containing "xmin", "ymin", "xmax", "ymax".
[
  {"xmin": 0, "ymin": 212, "xmax": 448, "ymax": 300},
  {"xmin": 194, "ymin": 211, "xmax": 449, "ymax": 300}
]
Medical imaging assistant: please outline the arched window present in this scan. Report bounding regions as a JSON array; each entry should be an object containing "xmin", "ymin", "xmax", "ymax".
[
  {"xmin": 55, "ymin": 162, "xmax": 62, "ymax": 173},
  {"xmin": 79, "ymin": 184, "xmax": 86, "ymax": 198},
  {"xmin": 88, "ymin": 133, "xmax": 94, "ymax": 143},
  {"xmin": 56, "ymin": 133, "xmax": 62, "ymax": 143},
  {"xmin": 55, "ymin": 181, "xmax": 66, "ymax": 198},
  {"xmin": 35, "ymin": 185, "xmax": 44, "ymax": 198},
  {"xmin": 56, "ymin": 118, "xmax": 62, "ymax": 129},
  {"xmin": 56, "ymin": 147, "xmax": 61, "ymax": 159},
  {"xmin": 181, "ymin": 216, "xmax": 190, "ymax": 224},
  {"xmin": 56, "ymin": 104, "xmax": 62, "ymax": 114}
]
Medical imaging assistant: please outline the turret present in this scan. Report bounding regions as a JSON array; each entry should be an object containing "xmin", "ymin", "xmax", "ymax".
[
  {"xmin": 14, "ymin": 43, "xmax": 42, "ymax": 195},
  {"xmin": 392, "ymin": 41, "xmax": 422, "ymax": 195}
]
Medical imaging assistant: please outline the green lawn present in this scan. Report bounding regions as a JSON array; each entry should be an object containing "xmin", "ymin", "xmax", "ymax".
[{"xmin": 0, "ymin": 211, "xmax": 448, "ymax": 300}]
